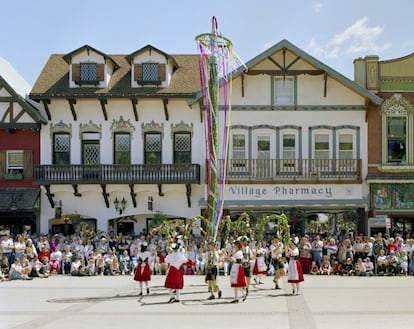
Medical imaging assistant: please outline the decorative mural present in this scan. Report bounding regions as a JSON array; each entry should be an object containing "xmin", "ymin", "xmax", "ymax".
[{"xmin": 373, "ymin": 183, "xmax": 414, "ymax": 210}]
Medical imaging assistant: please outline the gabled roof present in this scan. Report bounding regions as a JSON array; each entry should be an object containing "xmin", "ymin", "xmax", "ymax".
[
  {"xmin": 126, "ymin": 44, "xmax": 179, "ymax": 69},
  {"xmin": 0, "ymin": 74, "xmax": 47, "ymax": 124},
  {"xmin": 232, "ymin": 39, "xmax": 382, "ymax": 105},
  {"xmin": 62, "ymin": 45, "xmax": 119, "ymax": 70},
  {"xmin": 30, "ymin": 52, "xmax": 200, "ymax": 99}
]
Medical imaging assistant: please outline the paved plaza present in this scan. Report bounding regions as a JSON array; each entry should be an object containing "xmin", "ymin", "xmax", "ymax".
[{"xmin": 1, "ymin": 273, "xmax": 413, "ymax": 329}]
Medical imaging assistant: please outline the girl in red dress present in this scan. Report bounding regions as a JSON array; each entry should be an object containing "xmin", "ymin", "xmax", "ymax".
[
  {"xmin": 286, "ymin": 240, "xmax": 304, "ymax": 295},
  {"xmin": 229, "ymin": 240, "xmax": 247, "ymax": 303},
  {"xmin": 164, "ymin": 243, "xmax": 188, "ymax": 303},
  {"xmin": 134, "ymin": 242, "xmax": 152, "ymax": 296}
]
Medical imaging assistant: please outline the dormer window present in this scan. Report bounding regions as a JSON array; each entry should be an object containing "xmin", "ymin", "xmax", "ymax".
[
  {"xmin": 135, "ymin": 63, "xmax": 166, "ymax": 85},
  {"xmin": 80, "ymin": 63, "xmax": 97, "ymax": 81},
  {"xmin": 72, "ymin": 62, "xmax": 104, "ymax": 86}
]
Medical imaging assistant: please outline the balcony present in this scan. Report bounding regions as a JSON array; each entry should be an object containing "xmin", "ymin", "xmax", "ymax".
[
  {"xmin": 215, "ymin": 158, "xmax": 362, "ymax": 182},
  {"xmin": 33, "ymin": 164, "xmax": 201, "ymax": 185}
]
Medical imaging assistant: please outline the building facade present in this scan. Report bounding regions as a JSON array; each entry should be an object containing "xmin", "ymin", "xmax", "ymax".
[
  {"xmin": 197, "ymin": 40, "xmax": 381, "ymax": 237},
  {"xmin": 355, "ymin": 53, "xmax": 414, "ymax": 237},
  {"xmin": 0, "ymin": 58, "xmax": 47, "ymax": 234},
  {"xmin": 29, "ymin": 45, "xmax": 203, "ymax": 236}
]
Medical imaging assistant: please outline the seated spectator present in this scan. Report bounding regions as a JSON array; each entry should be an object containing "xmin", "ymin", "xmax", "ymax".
[
  {"xmin": 0, "ymin": 256, "xmax": 10, "ymax": 280},
  {"xmin": 376, "ymin": 249, "xmax": 388, "ymax": 275},
  {"xmin": 29, "ymin": 256, "xmax": 49, "ymax": 278},
  {"xmin": 196, "ymin": 247, "xmax": 206, "ymax": 275},
  {"xmin": 70, "ymin": 256, "xmax": 83, "ymax": 276},
  {"xmin": 342, "ymin": 258, "xmax": 354, "ymax": 276},
  {"xmin": 38, "ymin": 246, "xmax": 51, "ymax": 267},
  {"xmin": 332, "ymin": 261, "xmax": 343, "ymax": 275},
  {"xmin": 103, "ymin": 249, "xmax": 117, "ymax": 275},
  {"xmin": 309, "ymin": 261, "xmax": 320, "ymax": 275},
  {"xmin": 354, "ymin": 258, "xmax": 366, "ymax": 276},
  {"xmin": 86, "ymin": 252, "xmax": 96, "ymax": 276},
  {"xmin": 95, "ymin": 255, "xmax": 105, "ymax": 276},
  {"xmin": 20, "ymin": 254, "xmax": 32, "ymax": 277},
  {"xmin": 9, "ymin": 259, "xmax": 32, "ymax": 280},
  {"xmin": 364, "ymin": 258, "xmax": 374, "ymax": 276},
  {"xmin": 320, "ymin": 256, "xmax": 332, "ymax": 275},
  {"xmin": 398, "ymin": 249, "xmax": 408, "ymax": 276},
  {"xmin": 112, "ymin": 256, "xmax": 121, "ymax": 275},
  {"xmin": 387, "ymin": 250, "xmax": 398, "ymax": 276},
  {"xmin": 49, "ymin": 246, "xmax": 62, "ymax": 275},
  {"xmin": 119, "ymin": 249, "xmax": 131, "ymax": 275}
]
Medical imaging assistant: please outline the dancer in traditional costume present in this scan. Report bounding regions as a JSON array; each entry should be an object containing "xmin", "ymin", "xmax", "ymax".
[
  {"xmin": 269, "ymin": 236, "xmax": 284, "ymax": 289},
  {"xmin": 134, "ymin": 242, "xmax": 152, "ymax": 296},
  {"xmin": 286, "ymin": 240, "xmax": 304, "ymax": 295},
  {"xmin": 205, "ymin": 241, "xmax": 222, "ymax": 300},
  {"xmin": 164, "ymin": 243, "xmax": 188, "ymax": 303},
  {"xmin": 228, "ymin": 240, "xmax": 247, "ymax": 303},
  {"xmin": 252, "ymin": 241, "xmax": 267, "ymax": 284}
]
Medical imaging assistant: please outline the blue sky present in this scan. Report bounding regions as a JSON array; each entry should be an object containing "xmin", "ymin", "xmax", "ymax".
[{"xmin": 2, "ymin": 0, "xmax": 414, "ymax": 86}]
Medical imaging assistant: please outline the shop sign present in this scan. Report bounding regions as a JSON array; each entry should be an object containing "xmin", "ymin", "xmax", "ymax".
[{"xmin": 225, "ymin": 184, "xmax": 362, "ymax": 201}]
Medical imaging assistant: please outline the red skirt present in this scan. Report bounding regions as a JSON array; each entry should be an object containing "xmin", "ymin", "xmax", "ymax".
[
  {"xmin": 253, "ymin": 258, "xmax": 267, "ymax": 275},
  {"xmin": 230, "ymin": 263, "xmax": 247, "ymax": 288},
  {"xmin": 134, "ymin": 263, "xmax": 151, "ymax": 282},
  {"xmin": 287, "ymin": 260, "xmax": 304, "ymax": 283},
  {"xmin": 164, "ymin": 266, "xmax": 184, "ymax": 290}
]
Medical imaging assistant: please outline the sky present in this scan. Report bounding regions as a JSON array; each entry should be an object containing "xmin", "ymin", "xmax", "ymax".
[{"xmin": 2, "ymin": 0, "xmax": 414, "ymax": 86}]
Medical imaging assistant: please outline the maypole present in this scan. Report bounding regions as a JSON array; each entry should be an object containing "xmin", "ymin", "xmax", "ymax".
[{"xmin": 195, "ymin": 17, "xmax": 246, "ymax": 243}]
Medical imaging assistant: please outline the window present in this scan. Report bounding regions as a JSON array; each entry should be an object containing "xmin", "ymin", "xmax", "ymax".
[
  {"xmin": 145, "ymin": 133, "xmax": 161, "ymax": 164},
  {"xmin": 143, "ymin": 63, "xmax": 159, "ymax": 81},
  {"xmin": 53, "ymin": 133, "xmax": 70, "ymax": 165},
  {"xmin": 232, "ymin": 134, "xmax": 246, "ymax": 160},
  {"xmin": 80, "ymin": 63, "xmax": 97, "ymax": 82},
  {"xmin": 274, "ymin": 77, "xmax": 294, "ymax": 105},
  {"xmin": 282, "ymin": 134, "xmax": 296, "ymax": 159},
  {"xmin": 114, "ymin": 133, "xmax": 130, "ymax": 165},
  {"xmin": 314, "ymin": 134, "xmax": 329, "ymax": 159},
  {"xmin": 82, "ymin": 133, "xmax": 100, "ymax": 165},
  {"xmin": 7, "ymin": 150, "xmax": 24, "ymax": 174},
  {"xmin": 381, "ymin": 94, "xmax": 413, "ymax": 165},
  {"xmin": 256, "ymin": 135, "xmax": 270, "ymax": 159},
  {"xmin": 387, "ymin": 116, "xmax": 406, "ymax": 163},
  {"xmin": 338, "ymin": 134, "xmax": 354, "ymax": 160},
  {"xmin": 174, "ymin": 133, "xmax": 191, "ymax": 164}
]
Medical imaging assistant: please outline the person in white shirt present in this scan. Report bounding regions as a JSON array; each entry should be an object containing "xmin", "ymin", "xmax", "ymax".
[{"xmin": 164, "ymin": 243, "xmax": 188, "ymax": 303}]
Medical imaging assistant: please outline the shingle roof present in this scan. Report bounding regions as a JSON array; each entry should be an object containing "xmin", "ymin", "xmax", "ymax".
[{"xmin": 30, "ymin": 53, "xmax": 201, "ymax": 99}]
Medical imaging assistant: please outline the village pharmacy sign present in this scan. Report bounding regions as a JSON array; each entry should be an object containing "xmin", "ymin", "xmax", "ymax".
[{"xmin": 225, "ymin": 184, "xmax": 362, "ymax": 201}]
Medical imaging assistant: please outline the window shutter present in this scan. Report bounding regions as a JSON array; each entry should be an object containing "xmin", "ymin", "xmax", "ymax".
[
  {"xmin": 72, "ymin": 64, "xmax": 80, "ymax": 81},
  {"xmin": 23, "ymin": 150, "xmax": 33, "ymax": 179},
  {"xmin": 96, "ymin": 64, "xmax": 104, "ymax": 81},
  {"xmin": 0, "ymin": 151, "xmax": 5, "ymax": 179},
  {"xmin": 134, "ymin": 64, "xmax": 143, "ymax": 81},
  {"xmin": 158, "ymin": 64, "xmax": 166, "ymax": 81}
]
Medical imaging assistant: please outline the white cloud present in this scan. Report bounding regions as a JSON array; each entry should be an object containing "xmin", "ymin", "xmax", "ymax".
[
  {"xmin": 312, "ymin": 3, "xmax": 324, "ymax": 13},
  {"xmin": 307, "ymin": 17, "xmax": 390, "ymax": 59}
]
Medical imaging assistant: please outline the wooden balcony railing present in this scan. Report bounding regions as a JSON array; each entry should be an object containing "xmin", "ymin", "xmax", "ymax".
[
  {"xmin": 215, "ymin": 158, "xmax": 362, "ymax": 182},
  {"xmin": 33, "ymin": 164, "xmax": 201, "ymax": 185}
]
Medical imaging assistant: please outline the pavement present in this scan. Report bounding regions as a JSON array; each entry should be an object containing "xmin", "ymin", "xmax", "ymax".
[{"xmin": 1, "ymin": 273, "xmax": 414, "ymax": 329}]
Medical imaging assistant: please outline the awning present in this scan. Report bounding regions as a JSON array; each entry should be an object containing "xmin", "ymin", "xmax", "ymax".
[{"xmin": 0, "ymin": 188, "xmax": 40, "ymax": 212}]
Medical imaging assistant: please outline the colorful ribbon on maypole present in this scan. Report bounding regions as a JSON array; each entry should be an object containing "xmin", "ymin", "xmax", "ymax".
[{"xmin": 195, "ymin": 17, "xmax": 246, "ymax": 243}]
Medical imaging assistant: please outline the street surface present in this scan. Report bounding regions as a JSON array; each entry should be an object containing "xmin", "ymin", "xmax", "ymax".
[{"xmin": 1, "ymin": 273, "xmax": 413, "ymax": 329}]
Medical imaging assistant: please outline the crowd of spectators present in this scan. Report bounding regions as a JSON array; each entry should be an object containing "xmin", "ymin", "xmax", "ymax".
[{"xmin": 0, "ymin": 229, "xmax": 413, "ymax": 281}]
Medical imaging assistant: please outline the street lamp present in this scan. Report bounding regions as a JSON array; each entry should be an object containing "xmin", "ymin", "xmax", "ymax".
[{"xmin": 114, "ymin": 197, "xmax": 126, "ymax": 215}]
